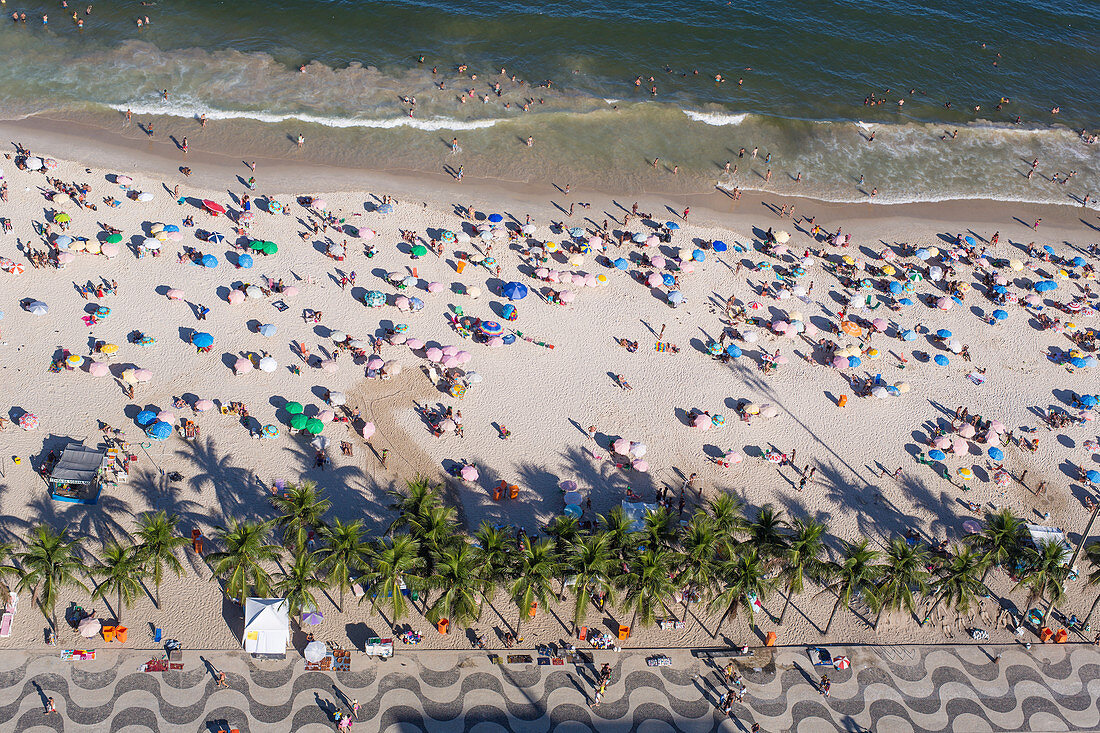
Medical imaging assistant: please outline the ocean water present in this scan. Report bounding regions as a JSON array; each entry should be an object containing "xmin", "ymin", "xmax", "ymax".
[{"xmin": 0, "ymin": 0, "xmax": 1097, "ymax": 203}]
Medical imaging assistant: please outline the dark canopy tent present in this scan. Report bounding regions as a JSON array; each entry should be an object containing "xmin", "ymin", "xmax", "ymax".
[{"xmin": 48, "ymin": 443, "xmax": 106, "ymax": 504}]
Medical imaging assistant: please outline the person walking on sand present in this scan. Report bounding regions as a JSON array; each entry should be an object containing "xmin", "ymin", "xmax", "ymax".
[
  {"xmin": 1033, "ymin": 218, "xmax": 1041, "ymax": 230},
  {"xmin": 297, "ymin": 133, "xmax": 305, "ymax": 148}
]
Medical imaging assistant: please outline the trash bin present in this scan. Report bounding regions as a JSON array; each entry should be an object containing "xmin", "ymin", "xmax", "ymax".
[
  {"xmin": 529, "ymin": 601, "xmax": 538, "ymax": 618},
  {"xmin": 409, "ymin": 589, "xmax": 419, "ymax": 602},
  {"xmin": 1039, "ymin": 626, "xmax": 1054, "ymax": 642},
  {"xmin": 115, "ymin": 626, "xmax": 128, "ymax": 643},
  {"xmin": 618, "ymin": 625, "xmax": 630, "ymax": 640},
  {"xmin": 437, "ymin": 618, "xmax": 449, "ymax": 634},
  {"xmin": 102, "ymin": 625, "xmax": 116, "ymax": 642},
  {"xmin": 1054, "ymin": 628, "xmax": 1068, "ymax": 643},
  {"xmin": 765, "ymin": 631, "xmax": 777, "ymax": 646}
]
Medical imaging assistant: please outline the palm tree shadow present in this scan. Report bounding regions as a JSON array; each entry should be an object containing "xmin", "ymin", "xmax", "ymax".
[{"xmin": 175, "ymin": 437, "xmax": 267, "ymax": 521}]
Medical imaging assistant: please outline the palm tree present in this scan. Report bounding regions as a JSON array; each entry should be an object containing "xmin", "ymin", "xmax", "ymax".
[
  {"xmin": 619, "ymin": 546, "xmax": 677, "ymax": 631},
  {"xmin": 510, "ymin": 537, "xmax": 555, "ymax": 631},
  {"xmin": 599, "ymin": 505, "xmax": 639, "ymax": 567},
  {"xmin": 709, "ymin": 548, "xmax": 772, "ymax": 636},
  {"xmin": 823, "ymin": 539, "xmax": 880, "ymax": 635},
  {"xmin": 424, "ymin": 541, "xmax": 483, "ymax": 628},
  {"xmin": 568, "ymin": 533, "xmax": 616, "ymax": 629},
  {"xmin": 778, "ymin": 518, "xmax": 830, "ymax": 624},
  {"xmin": 90, "ymin": 542, "xmax": 147, "ymax": 623},
  {"xmin": 270, "ymin": 480, "xmax": 331, "ymax": 550},
  {"xmin": 15, "ymin": 525, "xmax": 88, "ymax": 631},
  {"xmin": 870, "ymin": 538, "xmax": 930, "ymax": 629},
  {"xmin": 1017, "ymin": 539, "xmax": 1070, "ymax": 608},
  {"xmin": 928, "ymin": 544, "xmax": 986, "ymax": 620},
  {"xmin": 747, "ymin": 504, "xmax": 789, "ymax": 562},
  {"xmin": 317, "ymin": 518, "xmax": 372, "ymax": 612},
  {"xmin": 0, "ymin": 542, "xmax": 23, "ymax": 608},
  {"xmin": 272, "ymin": 546, "xmax": 325, "ymax": 625},
  {"xmin": 206, "ymin": 519, "xmax": 282, "ymax": 606},
  {"xmin": 364, "ymin": 534, "xmax": 423, "ymax": 630},
  {"xmin": 407, "ymin": 502, "xmax": 459, "ymax": 572},
  {"xmin": 676, "ymin": 515, "xmax": 718, "ymax": 618},
  {"xmin": 642, "ymin": 507, "xmax": 678, "ymax": 549},
  {"xmin": 967, "ymin": 509, "xmax": 1026, "ymax": 582},
  {"xmin": 1082, "ymin": 542, "xmax": 1100, "ymax": 627},
  {"xmin": 134, "ymin": 511, "xmax": 189, "ymax": 609},
  {"xmin": 473, "ymin": 523, "xmax": 512, "ymax": 620},
  {"xmin": 707, "ymin": 494, "xmax": 746, "ymax": 556},
  {"xmin": 387, "ymin": 475, "xmax": 440, "ymax": 535},
  {"xmin": 546, "ymin": 515, "xmax": 581, "ymax": 596}
]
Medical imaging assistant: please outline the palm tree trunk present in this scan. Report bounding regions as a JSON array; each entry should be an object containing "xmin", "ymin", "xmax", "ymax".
[
  {"xmin": 118, "ymin": 588, "xmax": 124, "ymax": 623},
  {"xmin": 873, "ymin": 606, "xmax": 883, "ymax": 630},
  {"xmin": 155, "ymin": 579, "xmax": 161, "ymax": 610},
  {"xmin": 779, "ymin": 589, "xmax": 792, "ymax": 624},
  {"xmin": 824, "ymin": 596, "xmax": 841, "ymax": 635},
  {"xmin": 339, "ymin": 585, "xmax": 345, "ymax": 614}
]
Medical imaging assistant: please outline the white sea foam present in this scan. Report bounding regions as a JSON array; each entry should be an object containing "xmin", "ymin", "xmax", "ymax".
[
  {"xmin": 683, "ymin": 110, "xmax": 749, "ymax": 126},
  {"xmin": 106, "ymin": 102, "xmax": 506, "ymax": 131}
]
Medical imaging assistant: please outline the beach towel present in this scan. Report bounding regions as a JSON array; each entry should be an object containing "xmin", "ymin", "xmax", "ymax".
[
  {"xmin": 655, "ymin": 342, "xmax": 672, "ymax": 352},
  {"xmin": 967, "ymin": 371, "xmax": 986, "ymax": 386}
]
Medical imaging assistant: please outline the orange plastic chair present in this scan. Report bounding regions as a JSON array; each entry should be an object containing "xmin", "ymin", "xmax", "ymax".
[
  {"xmin": 492, "ymin": 484, "xmax": 504, "ymax": 501},
  {"xmin": 578, "ymin": 626, "xmax": 587, "ymax": 641},
  {"xmin": 509, "ymin": 484, "xmax": 520, "ymax": 499},
  {"xmin": 529, "ymin": 601, "xmax": 538, "ymax": 618}
]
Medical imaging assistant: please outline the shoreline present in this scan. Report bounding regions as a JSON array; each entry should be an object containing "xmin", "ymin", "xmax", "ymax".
[{"xmin": 1, "ymin": 113, "xmax": 1093, "ymax": 233}]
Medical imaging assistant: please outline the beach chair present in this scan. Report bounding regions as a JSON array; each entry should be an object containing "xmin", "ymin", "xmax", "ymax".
[{"xmin": 0, "ymin": 612, "xmax": 12, "ymax": 638}]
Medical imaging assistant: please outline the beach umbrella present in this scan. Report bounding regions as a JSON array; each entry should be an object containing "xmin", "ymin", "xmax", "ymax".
[
  {"xmin": 135, "ymin": 410, "xmax": 157, "ymax": 426},
  {"xmin": 665, "ymin": 221, "xmax": 680, "ymax": 231},
  {"xmin": 289, "ymin": 414, "xmax": 310, "ymax": 430},
  {"xmin": 305, "ymin": 418, "xmax": 324, "ymax": 435},
  {"xmin": 27, "ymin": 301, "xmax": 48, "ymax": 315},
  {"xmin": 612, "ymin": 438, "xmax": 630, "ymax": 455},
  {"xmin": 632, "ymin": 459, "xmax": 649, "ymax": 472},
  {"xmin": 947, "ymin": 339, "xmax": 962, "ymax": 354},
  {"xmin": 285, "ymin": 401, "xmax": 304, "ymax": 415},
  {"xmin": 1087, "ymin": 470, "xmax": 1100, "ymax": 484},
  {"xmin": 410, "ymin": 244, "xmax": 428, "ymax": 258},
  {"xmin": 928, "ymin": 449, "xmax": 947, "ymax": 461},
  {"xmin": 234, "ymin": 357, "xmax": 254, "ymax": 374},
  {"xmin": 915, "ymin": 248, "xmax": 930, "ymax": 260},
  {"xmin": 712, "ymin": 240, "xmax": 728, "ymax": 252},
  {"xmin": 361, "ymin": 422, "xmax": 376, "ymax": 440},
  {"xmin": 376, "ymin": 203, "xmax": 392, "ymax": 214},
  {"xmin": 200, "ymin": 254, "xmax": 218, "ymax": 268},
  {"xmin": 65, "ymin": 354, "xmax": 83, "ymax": 368},
  {"xmin": 426, "ymin": 281, "xmax": 444, "ymax": 294},
  {"xmin": 847, "ymin": 356, "xmax": 862, "ymax": 368},
  {"xmin": 988, "ymin": 447, "xmax": 1004, "ymax": 461},
  {"xmin": 934, "ymin": 354, "xmax": 949, "ymax": 366},
  {"xmin": 693, "ymin": 414, "xmax": 712, "ymax": 430},
  {"xmin": 142, "ymin": 237, "xmax": 161, "ymax": 250},
  {"xmin": 237, "ymin": 253, "xmax": 253, "ymax": 269},
  {"xmin": 936, "ymin": 329, "xmax": 952, "ymax": 339},
  {"xmin": 479, "ymin": 320, "xmax": 504, "ymax": 337},
  {"xmin": 425, "ymin": 347, "xmax": 443, "ymax": 362},
  {"xmin": 258, "ymin": 356, "xmax": 278, "ymax": 372},
  {"xmin": 94, "ymin": 305, "xmax": 111, "ymax": 319},
  {"xmin": 88, "ymin": 361, "xmax": 110, "ymax": 377},
  {"xmin": 146, "ymin": 421, "xmax": 172, "ymax": 441},
  {"xmin": 646, "ymin": 273, "xmax": 663, "ymax": 287},
  {"xmin": 54, "ymin": 235, "xmax": 73, "ymax": 249},
  {"xmin": 952, "ymin": 439, "xmax": 969, "ymax": 456},
  {"xmin": 613, "ymin": 257, "xmax": 629, "ymax": 271},
  {"xmin": 194, "ymin": 399, "xmax": 214, "ymax": 412},
  {"xmin": 157, "ymin": 410, "xmax": 176, "ymax": 425},
  {"xmin": 760, "ymin": 404, "xmax": 779, "ymax": 418},
  {"xmin": 227, "ymin": 290, "xmax": 245, "ymax": 305},
  {"xmin": 328, "ymin": 391, "xmax": 347, "ymax": 406},
  {"xmin": 932, "ymin": 436, "xmax": 951, "ymax": 450},
  {"xmin": 957, "ymin": 423, "xmax": 976, "ymax": 439},
  {"xmin": 245, "ymin": 285, "xmax": 263, "ymax": 299},
  {"xmin": 501, "ymin": 281, "xmax": 528, "ymax": 301},
  {"xmin": 667, "ymin": 290, "xmax": 683, "ymax": 305},
  {"xmin": 992, "ymin": 309, "xmax": 1008, "ymax": 321},
  {"xmin": 258, "ymin": 323, "xmax": 277, "ymax": 337},
  {"xmin": 901, "ymin": 329, "xmax": 917, "ymax": 341},
  {"xmin": 191, "ymin": 332, "xmax": 214, "ymax": 348},
  {"xmin": 134, "ymin": 368, "xmax": 153, "ymax": 383},
  {"xmin": 460, "ymin": 465, "xmax": 479, "ymax": 482},
  {"xmin": 320, "ymin": 359, "xmax": 337, "ymax": 373},
  {"xmin": 317, "ymin": 410, "xmax": 335, "ymax": 423},
  {"xmin": 259, "ymin": 424, "xmax": 279, "ymax": 439},
  {"xmin": 405, "ymin": 338, "xmax": 424, "ymax": 350},
  {"xmin": 725, "ymin": 344, "xmax": 742, "ymax": 358},
  {"xmin": 206, "ymin": 231, "xmax": 225, "ymax": 244},
  {"xmin": 692, "ymin": 249, "xmax": 705, "ymax": 262},
  {"xmin": 78, "ymin": 617, "xmax": 101, "ymax": 638},
  {"xmin": 363, "ymin": 290, "xmax": 386, "ymax": 308},
  {"xmin": 957, "ymin": 467, "xmax": 974, "ymax": 481}
]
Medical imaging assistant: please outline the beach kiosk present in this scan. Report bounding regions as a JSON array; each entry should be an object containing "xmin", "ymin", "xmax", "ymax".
[
  {"xmin": 243, "ymin": 598, "xmax": 290, "ymax": 657},
  {"xmin": 47, "ymin": 442, "xmax": 107, "ymax": 504}
]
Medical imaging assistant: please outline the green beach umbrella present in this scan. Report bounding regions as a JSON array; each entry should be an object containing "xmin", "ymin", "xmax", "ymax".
[
  {"xmin": 250, "ymin": 240, "xmax": 266, "ymax": 252},
  {"xmin": 54, "ymin": 213, "xmax": 71, "ymax": 223},
  {"xmin": 261, "ymin": 241, "xmax": 278, "ymax": 255},
  {"xmin": 410, "ymin": 244, "xmax": 428, "ymax": 258},
  {"xmin": 289, "ymin": 413, "xmax": 309, "ymax": 430},
  {"xmin": 306, "ymin": 418, "xmax": 324, "ymax": 434},
  {"xmin": 285, "ymin": 401, "xmax": 304, "ymax": 415},
  {"xmin": 106, "ymin": 233, "xmax": 123, "ymax": 244}
]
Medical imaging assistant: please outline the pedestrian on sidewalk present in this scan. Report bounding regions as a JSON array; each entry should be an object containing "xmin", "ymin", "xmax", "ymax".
[{"xmin": 45, "ymin": 697, "xmax": 58, "ymax": 716}]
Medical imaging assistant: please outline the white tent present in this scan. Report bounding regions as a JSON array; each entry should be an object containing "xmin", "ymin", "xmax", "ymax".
[
  {"xmin": 621, "ymin": 500, "xmax": 659, "ymax": 533},
  {"xmin": 242, "ymin": 598, "xmax": 289, "ymax": 655}
]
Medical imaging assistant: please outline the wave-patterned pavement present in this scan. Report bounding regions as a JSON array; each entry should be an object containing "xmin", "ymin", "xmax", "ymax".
[{"xmin": 5, "ymin": 643, "xmax": 1100, "ymax": 731}]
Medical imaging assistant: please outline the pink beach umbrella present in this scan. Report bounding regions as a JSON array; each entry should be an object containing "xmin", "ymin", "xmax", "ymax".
[
  {"xmin": 535, "ymin": 268, "xmax": 550, "ymax": 279},
  {"xmin": 460, "ymin": 465, "xmax": 479, "ymax": 481},
  {"xmin": 693, "ymin": 414, "xmax": 712, "ymax": 430},
  {"xmin": 724, "ymin": 450, "xmax": 743, "ymax": 465},
  {"xmin": 281, "ymin": 286, "xmax": 299, "ymax": 297},
  {"xmin": 442, "ymin": 345, "xmax": 460, "ymax": 357},
  {"xmin": 442, "ymin": 356, "xmax": 460, "ymax": 368},
  {"xmin": 405, "ymin": 338, "xmax": 424, "ymax": 350},
  {"xmin": 560, "ymin": 290, "xmax": 576, "ymax": 303},
  {"xmin": 612, "ymin": 438, "xmax": 630, "ymax": 454},
  {"xmin": 772, "ymin": 321, "xmax": 789, "ymax": 334},
  {"xmin": 951, "ymin": 439, "xmax": 969, "ymax": 456},
  {"xmin": 487, "ymin": 336, "xmax": 504, "ymax": 348},
  {"xmin": 317, "ymin": 410, "xmax": 335, "ymax": 423},
  {"xmin": 957, "ymin": 423, "xmax": 976, "ymax": 439},
  {"xmin": 133, "ymin": 368, "xmax": 153, "ymax": 383},
  {"xmin": 989, "ymin": 419, "xmax": 1006, "ymax": 434},
  {"xmin": 157, "ymin": 411, "xmax": 176, "ymax": 424},
  {"xmin": 650, "ymin": 256, "xmax": 666, "ymax": 269},
  {"xmin": 167, "ymin": 288, "xmax": 185, "ymax": 300},
  {"xmin": 584, "ymin": 273, "xmax": 598, "ymax": 288},
  {"xmin": 439, "ymin": 418, "xmax": 456, "ymax": 432},
  {"xmin": 832, "ymin": 356, "xmax": 847, "ymax": 368},
  {"xmin": 321, "ymin": 359, "xmax": 338, "ymax": 373},
  {"xmin": 361, "ymin": 229, "xmax": 375, "ymax": 240},
  {"xmin": 425, "ymin": 347, "xmax": 443, "ymax": 362},
  {"xmin": 57, "ymin": 252, "xmax": 76, "ymax": 265},
  {"xmin": 560, "ymin": 272, "xmax": 574, "ymax": 285},
  {"xmin": 872, "ymin": 318, "xmax": 888, "ymax": 332},
  {"xmin": 88, "ymin": 361, "xmax": 110, "ymax": 377},
  {"xmin": 394, "ymin": 296, "xmax": 411, "ymax": 311},
  {"xmin": 101, "ymin": 242, "xmax": 120, "ymax": 258},
  {"xmin": 646, "ymin": 235, "xmax": 659, "ymax": 247},
  {"xmin": 456, "ymin": 351, "xmax": 472, "ymax": 364},
  {"xmin": 547, "ymin": 270, "xmax": 561, "ymax": 283},
  {"xmin": 367, "ymin": 356, "xmax": 384, "ymax": 370},
  {"xmin": 194, "ymin": 399, "xmax": 214, "ymax": 412},
  {"xmin": 631, "ymin": 459, "xmax": 649, "ymax": 473},
  {"xmin": 932, "ymin": 435, "xmax": 951, "ymax": 450},
  {"xmin": 227, "ymin": 290, "xmax": 245, "ymax": 304},
  {"xmin": 647, "ymin": 273, "xmax": 663, "ymax": 287},
  {"xmin": 390, "ymin": 333, "xmax": 407, "ymax": 345},
  {"xmin": 427, "ymin": 281, "xmax": 444, "ymax": 293},
  {"xmin": 361, "ymin": 422, "xmax": 376, "ymax": 439},
  {"xmin": 234, "ymin": 357, "xmax": 254, "ymax": 374}
]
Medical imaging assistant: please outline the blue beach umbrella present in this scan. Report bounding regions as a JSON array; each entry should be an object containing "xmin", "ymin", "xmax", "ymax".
[
  {"xmin": 237, "ymin": 253, "xmax": 253, "ymax": 268},
  {"xmin": 928, "ymin": 449, "xmax": 947, "ymax": 461},
  {"xmin": 665, "ymin": 221, "xmax": 680, "ymax": 230},
  {"xmin": 191, "ymin": 332, "xmax": 214, "ymax": 348},
  {"xmin": 1070, "ymin": 357, "xmax": 1087, "ymax": 368},
  {"xmin": 661, "ymin": 273, "xmax": 676, "ymax": 288},
  {"xmin": 992, "ymin": 285, "xmax": 1007, "ymax": 295},
  {"xmin": 613, "ymin": 257, "xmax": 629, "ymax": 270},
  {"xmin": 146, "ymin": 421, "xmax": 172, "ymax": 441},
  {"xmin": 667, "ymin": 290, "xmax": 683, "ymax": 304},
  {"xmin": 1043, "ymin": 245, "xmax": 1055, "ymax": 255},
  {"xmin": 200, "ymin": 254, "xmax": 218, "ymax": 268},
  {"xmin": 992, "ymin": 309, "xmax": 1008, "ymax": 321},
  {"xmin": 377, "ymin": 203, "xmax": 393, "ymax": 214},
  {"xmin": 988, "ymin": 447, "xmax": 1004, "ymax": 461},
  {"xmin": 889, "ymin": 281, "xmax": 903, "ymax": 294},
  {"xmin": 692, "ymin": 249, "xmax": 705, "ymax": 262},
  {"xmin": 1071, "ymin": 256, "xmax": 1086, "ymax": 268},
  {"xmin": 632, "ymin": 232, "xmax": 648, "ymax": 243},
  {"xmin": 1079, "ymin": 395, "xmax": 1098, "ymax": 408},
  {"xmin": 915, "ymin": 248, "xmax": 930, "ymax": 260},
  {"xmin": 725, "ymin": 344, "xmax": 742, "ymax": 358},
  {"xmin": 258, "ymin": 323, "xmax": 277, "ymax": 337},
  {"xmin": 936, "ymin": 329, "xmax": 952, "ymax": 339},
  {"xmin": 163, "ymin": 224, "xmax": 180, "ymax": 233},
  {"xmin": 712, "ymin": 240, "xmax": 727, "ymax": 252},
  {"xmin": 488, "ymin": 213, "xmax": 503, "ymax": 224},
  {"xmin": 568, "ymin": 227, "xmax": 584, "ymax": 238},
  {"xmin": 1035, "ymin": 280, "xmax": 1057, "ymax": 292},
  {"xmin": 964, "ymin": 235, "xmax": 975, "ymax": 246},
  {"xmin": 1087, "ymin": 470, "xmax": 1100, "ymax": 484},
  {"xmin": 848, "ymin": 356, "xmax": 861, "ymax": 368},
  {"xmin": 902, "ymin": 329, "xmax": 917, "ymax": 341},
  {"xmin": 898, "ymin": 298, "xmax": 914, "ymax": 306},
  {"xmin": 934, "ymin": 354, "xmax": 950, "ymax": 366},
  {"xmin": 501, "ymin": 281, "xmax": 528, "ymax": 300},
  {"xmin": 207, "ymin": 232, "xmax": 225, "ymax": 244},
  {"xmin": 135, "ymin": 410, "xmax": 157, "ymax": 426}
]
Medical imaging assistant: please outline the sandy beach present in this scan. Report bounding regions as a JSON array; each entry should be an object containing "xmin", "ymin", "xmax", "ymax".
[{"xmin": 0, "ymin": 112, "xmax": 1097, "ymax": 658}]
